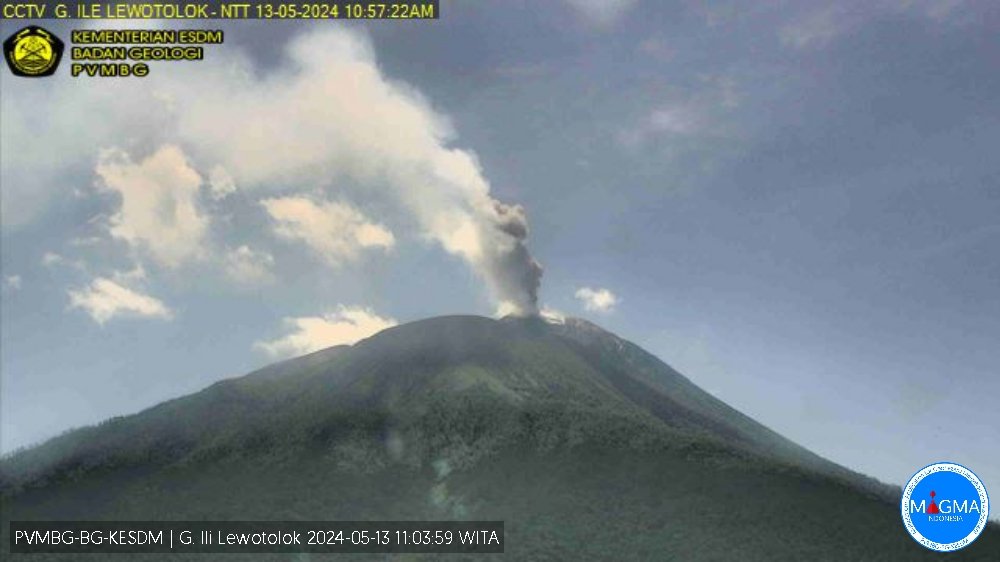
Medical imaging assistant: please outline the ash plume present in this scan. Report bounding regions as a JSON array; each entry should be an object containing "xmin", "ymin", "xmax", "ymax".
[{"xmin": 479, "ymin": 201, "xmax": 543, "ymax": 316}]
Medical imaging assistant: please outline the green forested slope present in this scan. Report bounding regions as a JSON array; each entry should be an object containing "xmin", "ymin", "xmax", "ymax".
[{"xmin": 3, "ymin": 315, "xmax": 996, "ymax": 560}]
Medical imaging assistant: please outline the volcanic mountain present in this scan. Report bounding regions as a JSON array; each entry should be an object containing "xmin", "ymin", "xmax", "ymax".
[{"xmin": 2, "ymin": 315, "xmax": 997, "ymax": 560}]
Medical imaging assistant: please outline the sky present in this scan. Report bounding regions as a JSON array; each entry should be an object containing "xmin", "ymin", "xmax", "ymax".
[{"xmin": 1, "ymin": 0, "xmax": 998, "ymax": 510}]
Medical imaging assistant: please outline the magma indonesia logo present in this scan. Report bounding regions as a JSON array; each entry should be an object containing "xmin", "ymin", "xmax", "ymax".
[
  {"xmin": 901, "ymin": 462, "xmax": 990, "ymax": 552},
  {"xmin": 4, "ymin": 26, "xmax": 64, "ymax": 77}
]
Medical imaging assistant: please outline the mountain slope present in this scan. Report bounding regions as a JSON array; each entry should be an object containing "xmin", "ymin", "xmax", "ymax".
[{"xmin": 3, "ymin": 315, "xmax": 997, "ymax": 560}]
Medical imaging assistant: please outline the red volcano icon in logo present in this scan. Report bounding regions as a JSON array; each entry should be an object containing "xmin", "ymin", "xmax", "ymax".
[{"xmin": 927, "ymin": 490, "xmax": 940, "ymax": 514}]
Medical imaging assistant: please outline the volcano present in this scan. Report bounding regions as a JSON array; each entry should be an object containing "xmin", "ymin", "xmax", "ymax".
[{"xmin": 2, "ymin": 315, "xmax": 997, "ymax": 560}]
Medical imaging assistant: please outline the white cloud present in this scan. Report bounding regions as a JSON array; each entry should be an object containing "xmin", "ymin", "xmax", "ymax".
[
  {"xmin": 540, "ymin": 306, "xmax": 567, "ymax": 325},
  {"xmin": 779, "ymin": 6, "xmax": 846, "ymax": 49},
  {"xmin": 4, "ymin": 28, "xmax": 543, "ymax": 314},
  {"xmin": 261, "ymin": 196, "xmax": 394, "ymax": 266},
  {"xmin": 69, "ymin": 236, "xmax": 105, "ymax": 247},
  {"xmin": 1, "ymin": 70, "xmax": 174, "ymax": 231},
  {"xmin": 255, "ymin": 306, "xmax": 397, "ymax": 358},
  {"xmin": 564, "ymin": 0, "xmax": 637, "ymax": 26},
  {"xmin": 4, "ymin": 275, "xmax": 22, "ymax": 290},
  {"xmin": 41, "ymin": 252, "xmax": 64, "ymax": 267},
  {"xmin": 494, "ymin": 300, "xmax": 520, "ymax": 318},
  {"xmin": 41, "ymin": 252, "xmax": 86, "ymax": 271},
  {"xmin": 619, "ymin": 104, "xmax": 706, "ymax": 147},
  {"xmin": 780, "ymin": 1, "xmax": 967, "ymax": 49},
  {"xmin": 224, "ymin": 245, "xmax": 275, "ymax": 284},
  {"xmin": 111, "ymin": 264, "xmax": 148, "ymax": 284},
  {"xmin": 621, "ymin": 76, "xmax": 740, "ymax": 148},
  {"xmin": 95, "ymin": 145, "xmax": 209, "ymax": 269},
  {"xmin": 647, "ymin": 106, "xmax": 705, "ymax": 136},
  {"xmin": 68, "ymin": 277, "xmax": 173, "ymax": 324},
  {"xmin": 208, "ymin": 165, "xmax": 237, "ymax": 200},
  {"xmin": 575, "ymin": 287, "xmax": 619, "ymax": 313}
]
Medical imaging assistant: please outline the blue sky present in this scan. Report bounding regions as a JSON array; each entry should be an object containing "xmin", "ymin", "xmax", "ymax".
[{"xmin": 2, "ymin": 1, "xmax": 998, "ymax": 507}]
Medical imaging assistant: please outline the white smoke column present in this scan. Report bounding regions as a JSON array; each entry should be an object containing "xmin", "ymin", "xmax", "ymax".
[{"xmin": 164, "ymin": 29, "xmax": 542, "ymax": 315}]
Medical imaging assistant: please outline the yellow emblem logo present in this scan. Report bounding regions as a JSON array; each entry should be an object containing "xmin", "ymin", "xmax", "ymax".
[{"xmin": 4, "ymin": 26, "xmax": 64, "ymax": 77}]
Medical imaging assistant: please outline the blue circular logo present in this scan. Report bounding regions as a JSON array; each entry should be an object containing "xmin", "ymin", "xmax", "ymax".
[{"xmin": 901, "ymin": 462, "xmax": 990, "ymax": 552}]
